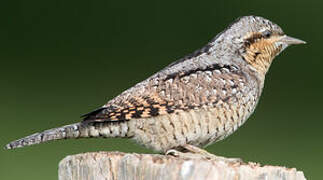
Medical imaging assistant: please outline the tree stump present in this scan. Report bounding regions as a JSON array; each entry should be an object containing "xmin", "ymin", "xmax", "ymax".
[{"xmin": 58, "ymin": 152, "xmax": 306, "ymax": 180}]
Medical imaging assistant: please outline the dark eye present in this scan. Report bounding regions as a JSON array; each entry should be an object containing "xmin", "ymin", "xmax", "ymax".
[{"xmin": 262, "ymin": 30, "xmax": 272, "ymax": 38}]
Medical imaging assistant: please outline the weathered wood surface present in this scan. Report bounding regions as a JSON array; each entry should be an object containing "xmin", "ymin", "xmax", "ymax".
[{"xmin": 58, "ymin": 151, "xmax": 306, "ymax": 180}]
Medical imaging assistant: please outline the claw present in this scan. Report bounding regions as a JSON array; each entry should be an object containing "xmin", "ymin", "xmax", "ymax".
[
  {"xmin": 166, "ymin": 144, "xmax": 244, "ymax": 164},
  {"xmin": 165, "ymin": 149, "xmax": 180, "ymax": 157}
]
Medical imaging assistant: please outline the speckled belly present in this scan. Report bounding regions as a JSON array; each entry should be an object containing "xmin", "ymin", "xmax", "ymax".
[{"xmin": 128, "ymin": 97, "xmax": 258, "ymax": 152}]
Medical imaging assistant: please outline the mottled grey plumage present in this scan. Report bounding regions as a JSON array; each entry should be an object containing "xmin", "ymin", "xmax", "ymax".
[{"xmin": 5, "ymin": 16, "xmax": 305, "ymax": 152}]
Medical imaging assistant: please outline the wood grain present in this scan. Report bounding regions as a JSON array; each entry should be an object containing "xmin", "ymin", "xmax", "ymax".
[{"xmin": 58, "ymin": 152, "xmax": 306, "ymax": 180}]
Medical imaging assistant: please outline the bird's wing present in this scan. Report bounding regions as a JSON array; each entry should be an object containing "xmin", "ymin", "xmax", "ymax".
[
  {"xmin": 82, "ymin": 62, "xmax": 245, "ymax": 122},
  {"xmin": 82, "ymin": 93, "xmax": 178, "ymax": 122}
]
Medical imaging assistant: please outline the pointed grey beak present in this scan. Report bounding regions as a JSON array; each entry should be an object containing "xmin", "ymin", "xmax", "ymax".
[{"xmin": 279, "ymin": 35, "xmax": 306, "ymax": 45}]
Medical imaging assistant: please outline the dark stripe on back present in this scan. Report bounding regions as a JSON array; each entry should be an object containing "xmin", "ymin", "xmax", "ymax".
[{"xmin": 165, "ymin": 63, "xmax": 238, "ymax": 81}]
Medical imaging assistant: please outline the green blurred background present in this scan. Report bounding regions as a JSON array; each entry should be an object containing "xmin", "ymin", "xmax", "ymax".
[{"xmin": 0, "ymin": 0, "xmax": 321, "ymax": 179}]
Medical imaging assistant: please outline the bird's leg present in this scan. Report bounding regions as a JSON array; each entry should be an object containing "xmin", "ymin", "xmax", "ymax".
[{"xmin": 166, "ymin": 144, "xmax": 243, "ymax": 164}]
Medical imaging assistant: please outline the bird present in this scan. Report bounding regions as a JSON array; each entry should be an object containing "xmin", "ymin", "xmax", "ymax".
[{"xmin": 5, "ymin": 16, "xmax": 305, "ymax": 160}]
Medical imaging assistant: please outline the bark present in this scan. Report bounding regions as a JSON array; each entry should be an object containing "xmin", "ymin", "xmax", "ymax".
[{"xmin": 58, "ymin": 151, "xmax": 306, "ymax": 180}]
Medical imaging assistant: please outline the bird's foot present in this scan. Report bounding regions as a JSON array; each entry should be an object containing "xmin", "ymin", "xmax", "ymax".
[
  {"xmin": 166, "ymin": 144, "xmax": 243, "ymax": 164},
  {"xmin": 166, "ymin": 149, "xmax": 202, "ymax": 159}
]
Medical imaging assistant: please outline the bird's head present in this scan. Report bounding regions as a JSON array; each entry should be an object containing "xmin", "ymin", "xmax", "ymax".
[{"xmin": 216, "ymin": 16, "xmax": 306, "ymax": 76}]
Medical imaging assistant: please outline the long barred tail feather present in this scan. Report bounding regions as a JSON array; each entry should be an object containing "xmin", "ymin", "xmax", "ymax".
[
  {"xmin": 5, "ymin": 120, "xmax": 131, "ymax": 150},
  {"xmin": 4, "ymin": 123, "xmax": 83, "ymax": 150}
]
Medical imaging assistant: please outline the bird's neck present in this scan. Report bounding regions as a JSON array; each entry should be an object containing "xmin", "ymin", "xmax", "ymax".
[
  {"xmin": 244, "ymin": 53, "xmax": 274, "ymax": 76},
  {"xmin": 242, "ymin": 41, "xmax": 282, "ymax": 77}
]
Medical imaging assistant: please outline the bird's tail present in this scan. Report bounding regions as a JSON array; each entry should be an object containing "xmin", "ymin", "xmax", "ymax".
[
  {"xmin": 4, "ymin": 122, "xmax": 129, "ymax": 150},
  {"xmin": 4, "ymin": 123, "xmax": 83, "ymax": 150}
]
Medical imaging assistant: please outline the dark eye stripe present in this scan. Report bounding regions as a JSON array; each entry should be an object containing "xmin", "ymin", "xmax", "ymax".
[
  {"xmin": 244, "ymin": 33, "xmax": 262, "ymax": 46},
  {"xmin": 244, "ymin": 30, "xmax": 273, "ymax": 47}
]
